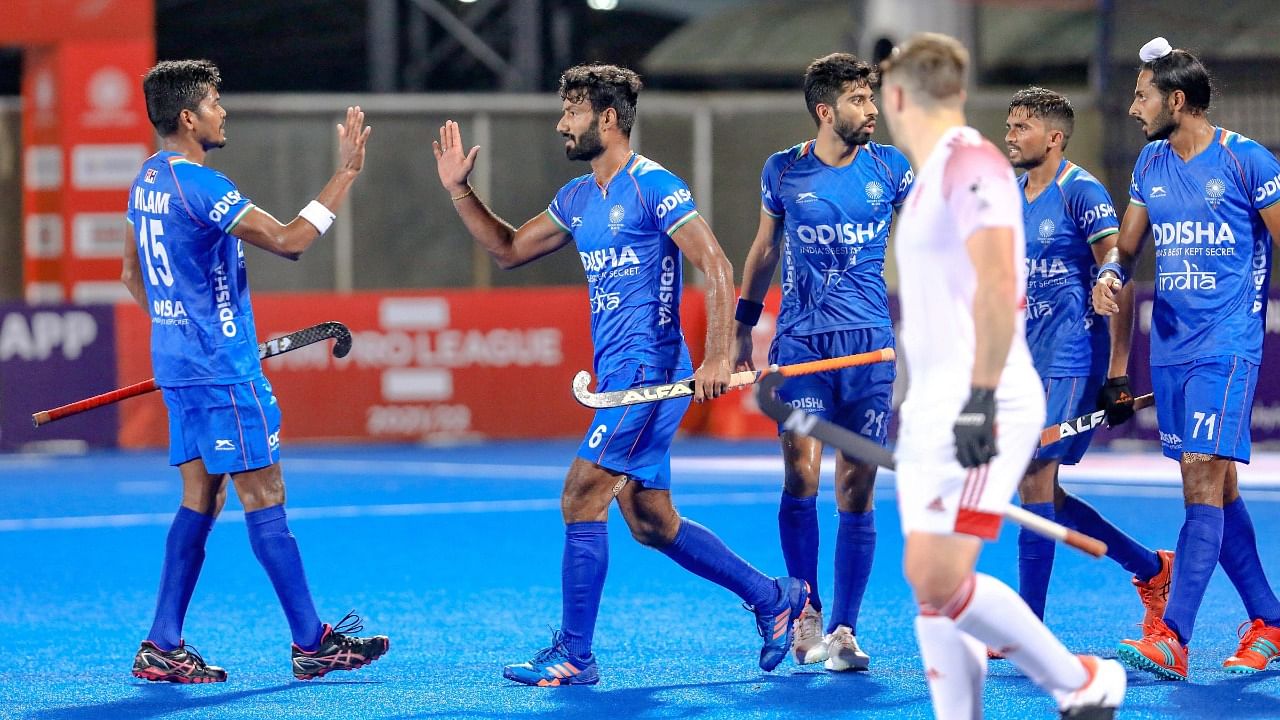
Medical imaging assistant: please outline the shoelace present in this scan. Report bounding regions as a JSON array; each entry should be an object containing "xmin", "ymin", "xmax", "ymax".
[
  {"xmin": 328, "ymin": 610, "xmax": 366, "ymax": 646},
  {"xmin": 828, "ymin": 629, "xmax": 856, "ymax": 650},
  {"xmin": 177, "ymin": 644, "xmax": 211, "ymax": 669},
  {"xmin": 1234, "ymin": 620, "xmax": 1267, "ymax": 654},
  {"xmin": 531, "ymin": 629, "xmax": 569, "ymax": 664},
  {"xmin": 794, "ymin": 612, "xmax": 823, "ymax": 645}
]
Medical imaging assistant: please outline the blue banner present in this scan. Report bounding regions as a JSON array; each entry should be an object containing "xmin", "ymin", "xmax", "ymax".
[{"xmin": 0, "ymin": 305, "xmax": 119, "ymax": 450}]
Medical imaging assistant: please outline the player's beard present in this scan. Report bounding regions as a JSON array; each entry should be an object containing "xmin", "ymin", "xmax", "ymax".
[
  {"xmin": 1142, "ymin": 105, "xmax": 1176, "ymax": 141},
  {"xmin": 834, "ymin": 113, "xmax": 874, "ymax": 147},
  {"xmin": 1009, "ymin": 145, "xmax": 1046, "ymax": 170},
  {"xmin": 564, "ymin": 122, "xmax": 604, "ymax": 161}
]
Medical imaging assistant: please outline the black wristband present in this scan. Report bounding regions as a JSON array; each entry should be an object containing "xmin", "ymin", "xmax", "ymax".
[
  {"xmin": 735, "ymin": 298, "xmax": 764, "ymax": 326},
  {"xmin": 968, "ymin": 387, "xmax": 996, "ymax": 403}
]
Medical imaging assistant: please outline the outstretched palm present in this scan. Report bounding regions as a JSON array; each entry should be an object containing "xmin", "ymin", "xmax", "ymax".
[
  {"xmin": 337, "ymin": 106, "xmax": 371, "ymax": 174},
  {"xmin": 433, "ymin": 120, "xmax": 480, "ymax": 194}
]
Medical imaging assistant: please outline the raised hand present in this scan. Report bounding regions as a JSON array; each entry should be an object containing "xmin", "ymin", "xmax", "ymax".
[
  {"xmin": 432, "ymin": 120, "xmax": 481, "ymax": 195},
  {"xmin": 337, "ymin": 106, "xmax": 372, "ymax": 174}
]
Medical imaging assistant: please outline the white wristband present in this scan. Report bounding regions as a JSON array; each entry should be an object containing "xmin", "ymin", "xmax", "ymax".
[{"xmin": 298, "ymin": 200, "xmax": 335, "ymax": 235}]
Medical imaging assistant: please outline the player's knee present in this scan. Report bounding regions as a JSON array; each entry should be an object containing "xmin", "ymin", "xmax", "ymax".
[
  {"xmin": 782, "ymin": 464, "xmax": 820, "ymax": 497},
  {"xmin": 835, "ymin": 474, "xmax": 875, "ymax": 511},
  {"xmin": 908, "ymin": 568, "xmax": 975, "ymax": 618},
  {"xmin": 626, "ymin": 516, "xmax": 675, "ymax": 547}
]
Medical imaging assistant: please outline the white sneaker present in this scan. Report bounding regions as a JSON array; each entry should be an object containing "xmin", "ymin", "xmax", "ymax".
[
  {"xmin": 823, "ymin": 625, "xmax": 870, "ymax": 672},
  {"xmin": 791, "ymin": 605, "xmax": 828, "ymax": 664},
  {"xmin": 1054, "ymin": 655, "xmax": 1126, "ymax": 719}
]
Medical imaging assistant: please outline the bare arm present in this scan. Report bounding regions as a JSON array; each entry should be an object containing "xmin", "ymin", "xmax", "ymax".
[
  {"xmin": 232, "ymin": 106, "xmax": 371, "ymax": 261},
  {"xmin": 671, "ymin": 215, "xmax": 734, "ymax": 401},
  {"xmin": 732, "ymin": 210, "xmax": 783, "ymax": 370},
  {"xmin": 432, "ymin": 120, "xmax": 570, "ymax": 268},
  {"xmin": 120, "ymin": 222, "xmax": 148, "ymax": 312},
  {"xmin": 1092, "ymin": 202, "xmax": 1149, "ymax": 377},
  {"xmin": 1260, "ymin": 201, "xmax": 1280, "ymax": 253},
  {"xmin": 966, "ymin": 226, "xmax": 1019, "ymax": 388}
]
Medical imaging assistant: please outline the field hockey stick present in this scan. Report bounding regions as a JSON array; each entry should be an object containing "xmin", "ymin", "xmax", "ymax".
[
  {"xmin": 32, "ymin": 321, "xmax": 353, "ymax": 428},
  {"xmin": 1039, "ymin": 393, "xmax": 1154, "ymax": 447},
  {"xmin": 754, "ymin": 373, "xmax": 1107, "ymax": 558},
  {"xmin": 571, "ymin": 347, "xmax": 896, "ymax": 409}
]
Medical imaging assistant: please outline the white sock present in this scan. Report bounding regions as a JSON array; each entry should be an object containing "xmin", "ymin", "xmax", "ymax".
[
  {"xmin": 915, "ymin": 614, "xmax": 984, "ymax": 720},
  {"xmin": 952, "ymin": 573, "xmax": 1086, "ymax": 693}
]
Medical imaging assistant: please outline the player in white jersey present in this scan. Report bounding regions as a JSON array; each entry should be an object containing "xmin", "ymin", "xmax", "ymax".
[{"xmin": 879, "ymin": 34, "xmax": 1125, "ymax": 719}]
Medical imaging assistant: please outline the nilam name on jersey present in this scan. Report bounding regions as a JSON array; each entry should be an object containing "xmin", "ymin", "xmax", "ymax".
[
  {"xmin": 580, "ymin": 245, "xmax": 639, "ymax": 272},
  {"xmin": 133, "ymin": 188, "xmax": 171, "ymax": 215},
  {"xmin": 1152, "ymin": 221, "xmax": 1234, "ymax": 246}
]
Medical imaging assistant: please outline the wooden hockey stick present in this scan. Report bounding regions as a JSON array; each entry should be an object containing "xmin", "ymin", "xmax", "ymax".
[
  {"xmin": 571, "ymin": 347, "xmax": 896, "ymax": 409},
  {"xmin": 32, "ymin": 321, "xmax": 353, "ymax": 427},
  {"xmin": 754, "ymin": 373, "xmax": 1107, "ymax": 557}
]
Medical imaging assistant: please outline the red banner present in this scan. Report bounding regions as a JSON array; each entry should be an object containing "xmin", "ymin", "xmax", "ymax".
[
  {"xmin": 21, "ymin": 38, "xmax": 155, "ymax": 305},
  {"xmin": 115, "ymin": 287, "xmax": 710, "ymax": 447}
]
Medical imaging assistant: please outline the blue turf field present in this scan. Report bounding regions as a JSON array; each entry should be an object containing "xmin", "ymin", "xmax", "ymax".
[{"xmin": 1, "ymin": 440, "xmax": 1279, "ymax": 719}]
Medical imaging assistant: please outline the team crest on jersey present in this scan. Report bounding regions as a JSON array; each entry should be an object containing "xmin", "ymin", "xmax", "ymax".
[
  {"xmin": 1204, "ymin": 178, "xmax": 1227, "ymax": 209},
  {"xmin": 144, "ymin": 168, "xmax": 157, "ymax": 184},
  {"xmin": 1038, "ymin": 218, "xmax": 1056, "ymax": 243},
  {"xmin": 608, "ymin": 204, "xmax": 625, "ymax": 234},
  {"xmin": 865, "ymin": 181, "xmax": 886, "ymax": 205}
]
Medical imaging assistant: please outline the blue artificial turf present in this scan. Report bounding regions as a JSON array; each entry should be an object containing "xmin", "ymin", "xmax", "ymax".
[{"xmin": 1, "ymin": 440, "xmax": 1277, "ymax": 719}]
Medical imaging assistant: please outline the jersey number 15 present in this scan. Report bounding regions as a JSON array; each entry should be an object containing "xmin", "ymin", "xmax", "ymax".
[{"xmin": 138, "ymin": 218, "xmax": 174, "ymax": 287}]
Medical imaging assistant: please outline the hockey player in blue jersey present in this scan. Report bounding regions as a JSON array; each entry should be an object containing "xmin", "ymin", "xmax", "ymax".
[
  {"xmin": 1093, "ymin": 37, "xmax": 1280, "ymax": 681},
  {"xmin": 1003, "ymin": 87, "xmax": 1171, "ymax": 634},
  {"xmin": 733, "ymin": 53, "xmax": 910, "ymax": 672},
  {"xmin": 433, "ymin": 64, "xmax": 809, "ymax": 686},
  {"xmin": 122, "ymin": 60, "xmax": 387, "ymax": 683}
]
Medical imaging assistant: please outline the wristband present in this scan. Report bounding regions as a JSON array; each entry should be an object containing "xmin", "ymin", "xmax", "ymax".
[
  {"xmin": 298, "ymin": 200, "xmax": 335, "ymax": 235},
  {"xmin": 451, "ymin": 186, "xmax": 475, "ymax": 202},
  {"xmin": 735, "ymin": 298, "xmax": 764, "ymax": 326},
  {"xmin": 1098, "ymin": 261, "xmax": 1127, "ymax": 285}
]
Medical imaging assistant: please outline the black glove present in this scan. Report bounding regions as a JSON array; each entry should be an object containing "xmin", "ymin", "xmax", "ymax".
[
  {"xmin": 954, "ymin": 387, "xmax": 997, "ymax": 468},
  {"xmin": 1097, "ymin": 375, "xmax": 1135, "ymax": 427}
]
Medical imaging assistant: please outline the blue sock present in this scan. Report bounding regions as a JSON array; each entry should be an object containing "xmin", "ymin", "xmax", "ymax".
[
  {"xmin": 244, "ymin": 505, "xmax": 323, "ymax": 651},
  {"xmin": 1017, "ymin": 502, "xmax": 1056, "ymax": 621},
  {"xmin": 1220, "ymin": 498, "xmax": 1280, "ymax": 625},
  {"xmin": 778, "ymin": 492, "xmax": 821, "ymax": 612},
  {"xmin": 660, "ymin": 518, "xmax": 776, "ymax": 608},
  {"xmin": 1058, "ymin": 493, "xmax": 1161, "ymax": 580},
  {"xmin": 560, "ymin": 522, "xmax": 608, "ymax": 659},
  {"xmin": 828, "ymin": 510, "xmax": 875, "ymax": 635},
  {"xmin": 1164, "ymin": 503, "xmax": 1224, "ymax": 645},
  {"xmin": 147, "ymin": 506, "xmax": 214, "ymax": 650}
]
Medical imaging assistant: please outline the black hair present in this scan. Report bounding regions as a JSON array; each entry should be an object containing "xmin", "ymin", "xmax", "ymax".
[
  {"xmin": 1008, "ymin": 86, "xmax": 1075, "ymax": 148},
  {"xmin": 803, "ymin": 53, "xmax": 877, "ymax": 124},
  {"xmin": 1143, "ymin": 48, "xmax": 1212, "ymax": 113},
  {"xmin": 142, "ymin": 59, "xmax": 222, "ymax": 136},
  {"xmin": 558, "ymin": 64, "xmax": 642, "ymax": 136}
]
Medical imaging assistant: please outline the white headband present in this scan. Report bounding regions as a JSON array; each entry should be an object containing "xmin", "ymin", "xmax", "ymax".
[{"xmin": 1140, "ymin": 37, "xmax": 1173, "ymax": 63}]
